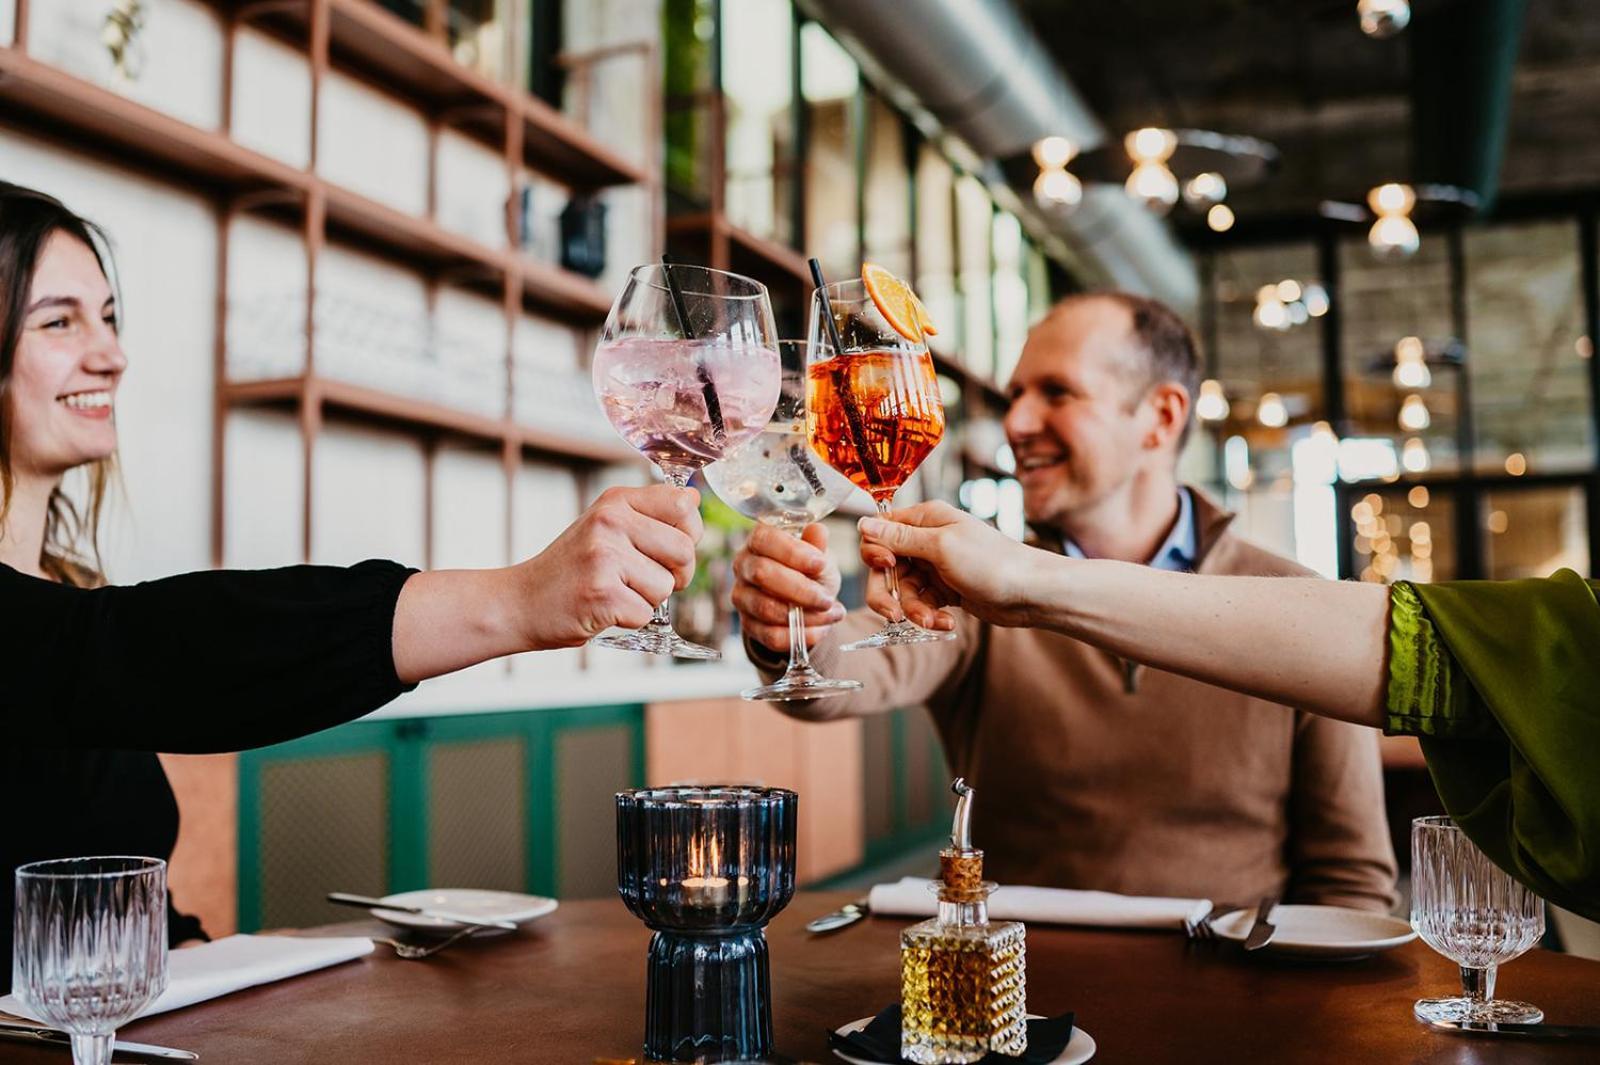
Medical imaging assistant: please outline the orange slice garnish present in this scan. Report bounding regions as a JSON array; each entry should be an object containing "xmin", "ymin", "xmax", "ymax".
[
  {"xmin": 861, "ymin": 262, "xmax": 925, "ymax": 343},
  {"xmin": 910, "ymin": 291, "xmax": 938, "ymax": 337}
]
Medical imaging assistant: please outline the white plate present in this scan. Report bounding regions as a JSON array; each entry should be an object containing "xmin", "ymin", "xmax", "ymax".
[
  {"xmin": 832, "ymin": 1014, "xmax": 1095, "ymax": 1065},
  {"xmin": 369, "ymin": 889, "xmax": 558, "ymax": 934},
  {"xmin": 1211, "ymin": 904, "xmax": 1416, "ymax": 959}
]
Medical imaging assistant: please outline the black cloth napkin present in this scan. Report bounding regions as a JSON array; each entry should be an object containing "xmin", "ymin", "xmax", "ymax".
[{"xmin": 828, "ymin": 1004, "xmax": 1076, "ymax": 1064}]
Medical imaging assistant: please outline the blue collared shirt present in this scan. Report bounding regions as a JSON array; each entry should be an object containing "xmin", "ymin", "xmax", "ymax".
[{"xmin": 1062, "ymin": 488, "xmax": 1197, "ymax": 572}]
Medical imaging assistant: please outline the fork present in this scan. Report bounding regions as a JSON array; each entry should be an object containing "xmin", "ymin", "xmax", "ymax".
[
  {"xmin": 371, "ymin": 922, "xmax": 488, "ymax": 960},
  {"xmin": 1184, "ymin": 901, "xmax": 1239, "ymax": 941}
]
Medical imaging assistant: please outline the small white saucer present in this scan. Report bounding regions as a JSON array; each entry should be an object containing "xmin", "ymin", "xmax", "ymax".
[
  {"xmin": 369, "ymin": 889, "xmax": 558, "ymax": 935},
  {"xmin": 831, "ymin": 1014, "xmax": 1096, "ymax": 1064},
  {"xmin": 1211, "ymin": 904, "xmax": 1416, "ymax": 959}
]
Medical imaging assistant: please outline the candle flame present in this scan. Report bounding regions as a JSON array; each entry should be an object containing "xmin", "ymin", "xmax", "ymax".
[{"xmin": 689, "ymin": 833, "xmax": 721, "ymax": 878}]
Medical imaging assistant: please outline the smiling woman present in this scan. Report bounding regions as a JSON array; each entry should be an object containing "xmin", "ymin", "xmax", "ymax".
[
  {"xmin": 0, "ymin": 182, "xmax": 710, "ymax": 992},
  {"xmin": 0, "ymin": 202, "xmax": 123, "ymax": 585}
]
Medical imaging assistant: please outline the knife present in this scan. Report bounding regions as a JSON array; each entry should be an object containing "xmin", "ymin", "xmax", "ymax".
[
  {"xmin": 0, "ymin": 1021, "xmax": 198, "ymax": 1060},
  {"xmin": 1243, "ymin": 894, "xmax": 1278, "ymax": 951},
  {"xmin": 1428, "ymin": 1019, "xmax": 1600, "ymax": 1042},
  {"xmin": 325, "ymin": 892, "xmax": 517, "ymax": 931},
  {"xmin": 805, "ymin": 896, "xmax": 870, "ymax": 935}
]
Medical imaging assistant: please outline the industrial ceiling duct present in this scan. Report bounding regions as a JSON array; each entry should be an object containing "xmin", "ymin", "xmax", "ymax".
[
  {"xmin": 1409, "ymin": 0, "xmax": 1526, "ymax": 211},
  {"xmin": 796, "ymin": 0, "xmax": 1199, "ymax": 314}
]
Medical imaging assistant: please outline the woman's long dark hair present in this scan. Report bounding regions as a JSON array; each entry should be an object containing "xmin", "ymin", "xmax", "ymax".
[{"xmin": 0, "ymin": 182, "xmax": 118, "ymax": 586}]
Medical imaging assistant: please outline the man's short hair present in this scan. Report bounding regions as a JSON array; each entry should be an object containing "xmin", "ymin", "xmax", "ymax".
[{"xmin": 1045, "ymin": 291, "xmax": 1202, "ymax": 447}]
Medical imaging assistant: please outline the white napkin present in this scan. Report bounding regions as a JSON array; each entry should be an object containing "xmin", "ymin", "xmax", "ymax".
[
  {"xmin": 1, "ymin": 934, "xmax": 374, "ymax": 1022},
  {"xmin": 867, "ymin": 877, "xmax": 1211, "ymax": 930}
]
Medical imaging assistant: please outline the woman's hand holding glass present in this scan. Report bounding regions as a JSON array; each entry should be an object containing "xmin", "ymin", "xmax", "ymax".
[
  {"xmin": 391, "ymin": 485, "xmax": 704, "ymax": 684},
  {"xmin": 856, "ymin": 501, "xmax": 1041, "ymax": 631},
  {"xmin": 514, "ymin": 485, "xmax": 704, "ymax": 649}
]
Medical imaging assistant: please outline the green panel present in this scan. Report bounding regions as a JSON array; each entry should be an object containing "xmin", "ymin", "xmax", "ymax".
[
  {"xmin": 257, "ymin": 752, "xmax": 389, "ymax": 931},
  {"xmin": 538, "ymin": 704, "xmax": 644, "ymax": 897},
  {"xmin": 902, "ymin": 708, "xmax": 936, "ymax": 827},
  {"xmin": 556, "ymin": 724, "xmax": 636, "ymax": 898},
  {"xmin": 861, "ymin": 712, "xmax": 897, "ymax": 844},
  {"xmin": 234, "ymin": 702, "xmax": 665, "ymax": 926},
  {"xmin": 389, "ymin": 721, "xmax": 428, "ymax": 893},
  {"xmin": 429, "ymin": 737, "xmax": 526, "ymax": 891},
  {"xmin": 239, "ymin": 719, "xmax": 401, "ymax": 933}
]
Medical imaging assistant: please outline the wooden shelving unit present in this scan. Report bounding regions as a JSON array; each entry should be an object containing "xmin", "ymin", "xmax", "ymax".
[
  {"xmin": 0, "ymin": 0, "xmax": 656, "ymax": 569},
  {"xmin": 667, "ymin": 213, "xmax": 811, "ymax": 296},
  {"xmin": 199, "ymin": 0, "xmax": 645, "ymax": 188},
  {"xmin": 223, "ymin": 376, "xmax": 637, "ymax": 463}
]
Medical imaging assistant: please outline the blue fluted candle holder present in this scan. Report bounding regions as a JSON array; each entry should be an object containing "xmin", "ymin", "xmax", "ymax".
[{"xmin": 616, "ymin": 785, "xmax": 798, "ymax": 1062}]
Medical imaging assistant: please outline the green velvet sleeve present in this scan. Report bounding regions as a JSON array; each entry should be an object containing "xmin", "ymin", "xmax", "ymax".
[{"xmin": 1383, "ymin": 570, "xmax": 1600, "ymax": 922}]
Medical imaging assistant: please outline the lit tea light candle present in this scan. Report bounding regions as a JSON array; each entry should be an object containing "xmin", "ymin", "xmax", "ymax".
[
  {"xmin": 616, "ymin": 785, "xmax": 798, "ymax": 1061},
  {"xmin": 681, "ymin": 834, "xmax": 731, "ymax": 906}
]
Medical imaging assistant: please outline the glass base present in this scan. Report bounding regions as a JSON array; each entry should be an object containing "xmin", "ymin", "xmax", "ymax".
[
  {"xmin": 645, "ymin": 927, "xmax": 773, "ymax": 1062},
  {"xmin": 742, "ymin": 668, "xmax": 863, "ymax": 702},
  {"xmin": 841, "ymin": 619, "xmax": 957, "ymax": 651},
  {"xmin": 1414, "ymin": 997, "xmax": 1544, "ymax": 1024},
  {"xmin": 592, "ymin": 623, "xmax": 722, "ymax": 660}
]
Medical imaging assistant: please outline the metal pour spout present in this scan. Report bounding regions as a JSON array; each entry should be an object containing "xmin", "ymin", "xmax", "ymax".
[{"xmin": 950, "ymin": 778, "xmax": 974, "ymax": 851}]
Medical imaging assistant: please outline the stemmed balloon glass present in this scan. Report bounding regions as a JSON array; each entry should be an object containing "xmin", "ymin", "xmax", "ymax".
[
  {"xmin": 1411, "ymin": 816, "xmax": 1546, "ymax": 1024},
  {"xmin": 704, "ymin": 340, "xmax": 866, "ymax": 700},
  {"xmin": 805, "ymin": 274, "xmax": 954, "ymax": 651},
  {"xmin": 591, "ymin": 261, "xmax": 782, "ymax": 659},
  {"xmin": 13, "ymin": 857, "xmax": 169, "ymax": 1065}
]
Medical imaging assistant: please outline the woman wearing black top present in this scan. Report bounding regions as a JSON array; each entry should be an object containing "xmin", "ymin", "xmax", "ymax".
[{"xmin": 1, "ymin": 182, "xmax": 703, "ymax": 989}]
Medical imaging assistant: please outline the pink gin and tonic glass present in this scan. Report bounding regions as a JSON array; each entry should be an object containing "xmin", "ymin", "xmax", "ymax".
[{"xmin": 591, "ymin": 262, "xmax": 782, "ymax": 658}]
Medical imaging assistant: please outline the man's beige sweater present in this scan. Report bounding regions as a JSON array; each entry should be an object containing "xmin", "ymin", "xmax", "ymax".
[{"xmin": 754, "ymin": 490, "xmax": 1398, "ymax": 910}]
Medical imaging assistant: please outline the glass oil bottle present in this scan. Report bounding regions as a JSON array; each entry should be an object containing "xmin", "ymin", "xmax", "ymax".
[{"xmin": 900, "ymin": 778, "xmax": 1027, "ymax": 1063}]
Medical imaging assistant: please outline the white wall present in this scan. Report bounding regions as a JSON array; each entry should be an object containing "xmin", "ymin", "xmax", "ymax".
[
  {"xmin": 310, "ymin": 424, "xmax": 426, "ymax": 567},
  {"xmin": 223, "ymin": 411, "xmax": 302, "ymax": 568},
  {"xmin": 317, "ymin": 72, "xmax": 429, "ymax": 216},
  {"xmin": 511, "ymin": 459, "xmax": 583, "ymax": 679},
  {"xmin": 437, "ymin": 131, "xmax": 510, "ymax": 247},
  {"xmin": 231, "ymin": 27, "xmax": 312, "ymax": 168},
  {"xmin": 227, "ymin": 215, "xmax": 308, "ymax": 381}
]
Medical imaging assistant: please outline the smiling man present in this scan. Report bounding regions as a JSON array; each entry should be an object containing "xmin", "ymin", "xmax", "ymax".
[{"xmin": 733, "ymin": 291, "xmax": 1398, "ymax": 911}]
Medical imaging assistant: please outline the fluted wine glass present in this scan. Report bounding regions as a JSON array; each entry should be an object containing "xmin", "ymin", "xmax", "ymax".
[
  {"xmin": 703, "ymin": 340, "xmax": 865, "ymax": 700},
  {"xmin": 591, "ymin": 262, "xmax": 783, "ymax": 659},
  {"xmin": 13, "ymin": 857, "xmax": 168, "ymax": 1065},
  {"xmin": 805, "ymin": 277, "xmax": 952, "ymax": 650},
  {"xmin": 1411, "ymin": 816, "xmax": 1545, "ymax": 1024}
]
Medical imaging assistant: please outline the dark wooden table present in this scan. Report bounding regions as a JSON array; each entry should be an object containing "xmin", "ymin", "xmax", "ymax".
[{"xmin": 12, "ymin": 891, "xmax": 1600, "ymax": 1063}]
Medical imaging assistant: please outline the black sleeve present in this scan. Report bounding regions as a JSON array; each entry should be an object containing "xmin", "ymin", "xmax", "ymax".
[
  {"xmin": 2, "ymin": 560, "xmax": 418, "ymax": 752},
  {"xmin": 168, "ymin": 898, "xmax": 210, "ymax": 946}
]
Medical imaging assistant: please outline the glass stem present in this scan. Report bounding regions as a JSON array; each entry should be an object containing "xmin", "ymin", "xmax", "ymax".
[
  {"xmin": 651, "ymin": 465, "xmax": 695, "ymax": 629},
  {"xmin": 875, "ymin": 498, "xmax": 908, "ymax": 625},
  {"xmin": 786, "ymin": 604, "xmax": 811, "ymax": 672},
  {"xmin": 781, "ymin": 525, "xmax": 813, "ymax": 673},
  {"xmin": 1460, "ymin": 964, "xmax": 1496, "ymax": 1003},
  {"xmin": 70, "ymin": 1034, "xmax": 114, "ymax": 1065}
]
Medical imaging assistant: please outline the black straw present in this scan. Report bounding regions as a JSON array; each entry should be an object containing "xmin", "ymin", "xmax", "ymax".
[
  {"xmin": 789, "ymin": 444, "xmax": 828, "ymax": 497},
  {"xmin": 808, "ymin": 258, "xmax": 882, "ymax": 489},
  {"xmin": 662, "ymin": 254, "xmax": 726, "ymax": 444}
]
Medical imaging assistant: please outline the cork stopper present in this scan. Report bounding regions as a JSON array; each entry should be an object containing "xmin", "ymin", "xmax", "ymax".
[{"xmin": 938, "ymin": 778, "xmax": 987, "ymax": 903}]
